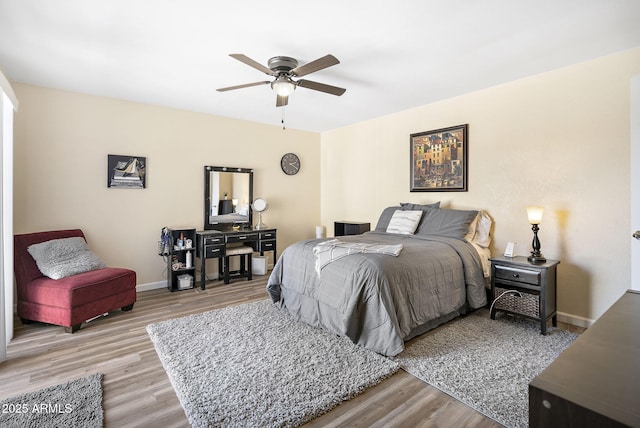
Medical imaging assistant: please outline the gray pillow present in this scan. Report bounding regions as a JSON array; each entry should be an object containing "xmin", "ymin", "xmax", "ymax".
[
  {"xmin": 415, "ymin": 208, "xmax": 479, "ymax": 239},
  {"xmin": 399, "ymin": 201, "xmax": 441, "ymax": 211},
  {"xmin": 375, "ymin": 201, "xmax": 440, "ymax": 231},
  {"xmin": 375, "ymin": 206, "xmax": 402, "ymax": 231},
  {"xmin": 27, "ymin": 237, "xmax": 106, "ymax": 280}
]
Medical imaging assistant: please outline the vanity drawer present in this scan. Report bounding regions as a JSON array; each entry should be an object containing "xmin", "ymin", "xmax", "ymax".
[
  {"xmin": 494, "ymin": 265, "xmax": 540, "ymax": 285},
  {"xmin": 226, "ymin": 233, "xmax": 258, "ymax": 244},
  {"xmin": 204, "ymin": 245, "xmax": 224, "ymax": 258},
  {"xmin": 259, "ymin": 231, "xmax": 276, "ymax": 240},
  {"xmin": 258, "ymin": 240, "xmax": 276, "ymax": 252},
  {"xmin": 204, "ymin": 236, "xmax": 224, "ymax": 245}
]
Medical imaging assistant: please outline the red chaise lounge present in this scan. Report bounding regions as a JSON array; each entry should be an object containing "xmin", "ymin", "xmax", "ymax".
[{"xmin": 14, "ymin": 229, "xmax": 137, "ymax": 333}]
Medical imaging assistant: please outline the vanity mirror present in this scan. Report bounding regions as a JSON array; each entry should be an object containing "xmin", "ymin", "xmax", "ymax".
[
  {"xmin": 252, "ymin": 198, "xmax": 268, "ymax": 230},
  {"xmin": 204, "ymin": 166, "xmax": 253, "ymax": 230}
]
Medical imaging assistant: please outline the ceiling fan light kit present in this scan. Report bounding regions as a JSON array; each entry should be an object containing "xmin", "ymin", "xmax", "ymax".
[
  {"xmin": 217, "ymin": 53, "xmax": 346, "ymax": 108},
  {"xmin": 271, "ymin": 76, "xmax": 296, "ymax": 97}
]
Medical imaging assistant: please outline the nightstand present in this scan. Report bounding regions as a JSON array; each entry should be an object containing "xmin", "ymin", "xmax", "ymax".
[
  {"xmin": 489, "ymin": 255, "xmax": 560, "ymax": 335},
  {"xmin": 334, "ymin": 221, "xmax": 370, "ymax": 236}
]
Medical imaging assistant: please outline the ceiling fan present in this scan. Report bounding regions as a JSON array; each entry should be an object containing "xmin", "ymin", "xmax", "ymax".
[{"xmin": 216, "ymin": 54, "xmax": 346, "ymax": 107}]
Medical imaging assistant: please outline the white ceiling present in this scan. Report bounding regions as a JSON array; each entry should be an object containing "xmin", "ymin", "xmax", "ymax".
[{"xmin": 1, "ymin": 1, "xmax": 639, "ymax": 132}]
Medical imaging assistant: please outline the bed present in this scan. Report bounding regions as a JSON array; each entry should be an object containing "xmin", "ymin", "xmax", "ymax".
[{"xmin": 266, "ymin": 203, "xmax": 492, "ymax": 356}]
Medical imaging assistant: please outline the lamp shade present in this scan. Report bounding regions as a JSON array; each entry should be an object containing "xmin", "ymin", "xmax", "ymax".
[
  {"xmin": 526, "ymin": 206, "xmax": 544, "ymax": 224},
  {"xmin": 271, "ymin": 78, "xmax": 296, "ymax": 97}
]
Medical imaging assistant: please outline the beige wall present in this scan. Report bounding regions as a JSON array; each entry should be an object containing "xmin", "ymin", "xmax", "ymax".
[
  {"xmin": 321, "ymin": 48, "xmax": 640, "ymax": 323},
  {"xmin": 11, "ymin": 47, "xmax": 639, "ymax": 323},
  {"xmin": 12, "ymin": 84, "xmax": 321, "ymax": 287}
]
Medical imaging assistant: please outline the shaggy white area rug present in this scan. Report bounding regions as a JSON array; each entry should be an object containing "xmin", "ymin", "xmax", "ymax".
[
  {"xmin": 146, "ymin": 300, "xmax": 399, "ymax": 427},
  {"xmin": 394, "ymin": 310, "xmax": 578, "ymax": 428},
  {"xmin": 0, "ymin": 373, "xmax": 103, "ymax": 428}
]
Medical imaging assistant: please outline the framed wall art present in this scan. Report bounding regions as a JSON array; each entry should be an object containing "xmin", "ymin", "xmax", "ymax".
[
  {"xmin": 410, "ymin": 124, "xmax": 468, "ymax": 192},
  {"xmin": 107, "ymin": 155, "xmax": 146, "ymax": 189}
]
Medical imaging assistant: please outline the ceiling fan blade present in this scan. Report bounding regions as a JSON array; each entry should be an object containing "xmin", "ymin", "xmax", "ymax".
[
  {"xmin": 297, "ymin": 79, "xmax": 346, "ymax": 96},
  {"xmin": 276, "ymin": 95, "xmax": 288, "ymax": 107},
  {"xmin": 216, "ymin": 81, "xmax": 270, "ymax": 92},
  {"xmin": 290, "ymin": 54, "xmax": 340, "ymax": 77},
  {"xmin": 229, "ymin": 54, "xmax": 274, "ymax": 75}
]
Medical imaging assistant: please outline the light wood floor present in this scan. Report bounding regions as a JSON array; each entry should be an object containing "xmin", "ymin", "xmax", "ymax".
[{"xmin": 1, "ymin": 277, "xmax": 582, "ymax": 427}]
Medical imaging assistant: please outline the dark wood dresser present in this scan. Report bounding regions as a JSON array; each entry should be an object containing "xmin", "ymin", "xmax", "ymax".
[{"xmin": 529, "ymin": 290, "xmax": 640, "ymax": 427}]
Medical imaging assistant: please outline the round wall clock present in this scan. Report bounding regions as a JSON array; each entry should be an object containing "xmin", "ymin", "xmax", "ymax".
[{"xmin": 280, "ymin": 153, "xmax": 300, "ymax": 175}]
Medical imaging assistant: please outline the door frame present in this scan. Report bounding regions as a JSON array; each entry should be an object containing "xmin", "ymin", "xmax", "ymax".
[{"xmin": 631, "ymin": 75, "xmax": 639, "ymax": 291}]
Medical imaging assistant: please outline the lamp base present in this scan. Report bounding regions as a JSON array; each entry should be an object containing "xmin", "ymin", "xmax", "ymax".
[{"xmin": 528, "ymin": 253, "xmax": 547, "ymax": 264}]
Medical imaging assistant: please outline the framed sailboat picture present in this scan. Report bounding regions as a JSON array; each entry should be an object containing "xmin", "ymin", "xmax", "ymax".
[{"xmin": 107, "ymin": 155, "xmax": 146, "ymax": 188}]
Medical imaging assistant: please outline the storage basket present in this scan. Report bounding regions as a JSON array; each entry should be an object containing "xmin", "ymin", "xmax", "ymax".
[
  {"xmin": 177, "ymin": 274, "xmax": 193, "ymax": 290},
  {"xmin": 493, "ymin": 287, "xmax": 539, "ymax": 318},
  {"xmin": 252, "ymin": 255, "xmax": 267, "ymax": 275}
]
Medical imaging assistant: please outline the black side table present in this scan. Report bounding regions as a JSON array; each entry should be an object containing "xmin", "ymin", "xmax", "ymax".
[
  {"xmin": 334, "ymin": 221, "xmax": 370, "ymax": 236},
  {"xmin": 490, "ymin": 255, "xmax": 560, "ymax": 335}
]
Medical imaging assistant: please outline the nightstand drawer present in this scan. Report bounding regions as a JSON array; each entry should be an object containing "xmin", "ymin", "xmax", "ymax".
[{"xmin": 494, "ymin": 265, "xmax": 540, "ymax": 285}]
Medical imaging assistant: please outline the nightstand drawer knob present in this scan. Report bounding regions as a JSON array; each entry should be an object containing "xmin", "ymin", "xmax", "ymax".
[{"xmin": 513, "ymin": 274, "xmax": 520, "ymax": 278}]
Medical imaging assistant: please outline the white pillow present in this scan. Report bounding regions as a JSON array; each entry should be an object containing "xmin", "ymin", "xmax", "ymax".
[
  {"xmin": 473, "ymin": 210, "xmax": 492, "ymax": 248},
  {"xmin": 27, "ymin": 237, "xmax": 106, "ymax": 280},
  {"xmin": 464, "ymin": 212, "xmax": 480, "ymax": 242},
  {"xmin": 386, "ymin": 210, "xmax": 423, "ymax": 235}
]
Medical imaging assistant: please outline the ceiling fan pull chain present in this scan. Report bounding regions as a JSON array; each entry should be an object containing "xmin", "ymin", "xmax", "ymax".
[{"xmin": 281, "ymin": 106, "xmax": 286, "ymax": 130}]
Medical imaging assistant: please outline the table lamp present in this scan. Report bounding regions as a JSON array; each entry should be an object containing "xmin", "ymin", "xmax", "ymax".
[{"xmin": 526, "ymin": 206, "xmax": 546, "ymax": 263}]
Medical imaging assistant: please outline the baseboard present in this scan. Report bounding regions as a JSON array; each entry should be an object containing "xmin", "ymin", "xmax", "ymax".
[
  {"xmin": 135, "ymin": 267, "xmax": 273, "ymax": 293},
  {"xmin": 136, "ymin": 281, "xmax": 166, "ymax": 292},
  {"xmin": 557, "ymin": 311, "xmax": 594, "ymax": 329}
]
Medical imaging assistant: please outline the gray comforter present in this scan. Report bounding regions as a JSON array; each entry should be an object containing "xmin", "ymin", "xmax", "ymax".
[{"xmin": 266, "ymin": 231, "xmax": 487, "ymax": 356}]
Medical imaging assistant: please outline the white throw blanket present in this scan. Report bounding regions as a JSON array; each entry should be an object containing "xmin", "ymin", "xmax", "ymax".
[{"xmin": 313, "ymin": 239, "xmax": 403, "ymax": 276}]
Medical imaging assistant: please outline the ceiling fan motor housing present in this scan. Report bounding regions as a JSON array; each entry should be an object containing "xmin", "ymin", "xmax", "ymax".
[{"xmin": 268, "ymin": 56, "xmax": 298, "ymax": 74}]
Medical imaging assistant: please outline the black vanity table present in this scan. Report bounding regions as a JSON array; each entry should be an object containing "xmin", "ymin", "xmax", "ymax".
[
  {"xmin": 196, "ymin": 228, "xmax": 277, "ymax": 289},
  {"xmin": 198, "ymin": 165, "xmax": 277, "ymax": 288}
]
